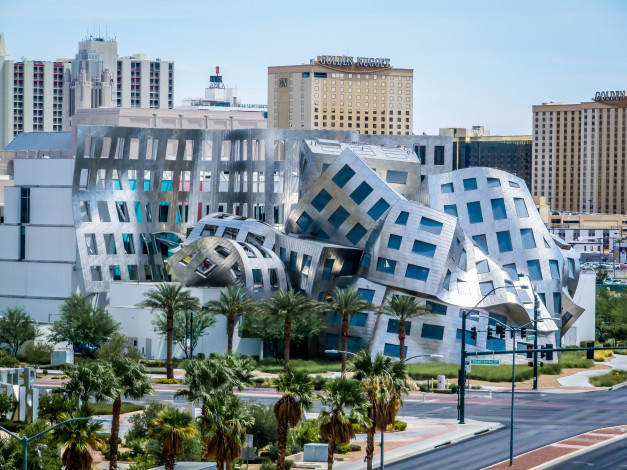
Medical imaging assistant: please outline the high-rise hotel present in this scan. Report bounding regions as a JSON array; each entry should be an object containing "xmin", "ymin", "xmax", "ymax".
[
  {"xmin": 268, "ymin": 55, "xmax": 413, "ymax": 135},
  {"xmin": 532, "ymin": 92, "xmax": 627, "ymax": 214}
]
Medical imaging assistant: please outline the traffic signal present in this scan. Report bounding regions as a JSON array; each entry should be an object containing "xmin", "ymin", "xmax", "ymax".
[
  {"xmin": 541, "ymin": 345, "xmax": 546, "ymax": 358},
  {"xmin": 470, "ymin": 327, "xmax": 477, "ymax": 340},
  {"xmin": 520, "ymin": 327, "xmax": 527, "ymax": 338},
  {"xmin": 527, "ymin": 344, "xmax": 533, "ymax": 359},
  {"xmin": 496, "ymin": 324, "xmax": 506, "ymax": 339},
  {"xmin": 528, "ymin": 362, "xmax": 533, "ymax": 367},
  {"xmin": 546, "ymin": 344, "xmax": 553, "ymax": 361},
  {"xmin": 587, "ymin": 341, "xmax": 595, "ymax": 360},
  {"xmin": 487, "ymin": 326, "xmax": 494, "ymax": 339},
  {"xmin": 510, "ymin": 329, "xmax": 515, "ymax": 339}
]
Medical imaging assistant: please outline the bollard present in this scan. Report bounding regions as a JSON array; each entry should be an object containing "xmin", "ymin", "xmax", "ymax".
[
  {"xmin": 489, "ymin": 390, "xmax": 492, "ymax": 399},
  {"xmin": 423, "ymin": 392, "xmax": 426, "ymax": 402}
]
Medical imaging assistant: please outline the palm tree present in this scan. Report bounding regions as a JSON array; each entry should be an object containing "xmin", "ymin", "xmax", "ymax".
[
  {"xmin": 204, "ymin": 286, "xmax": 256, "ymax": 353},
  {"xmin": 54, "ymin": 412, "xmax": 106, "ymax": 470},
  {"xmin": 138, "ymin": 282, "xmax": 201, "ymax": 379},
  {"xmin": 327, "ymin": 287, "xmax": 375, "ymax": 376},
  {"xmin": 349, "ymin": 351, "xmax": 410, "ymax": 470},
  {"xmin": 108, "ymin": 357, "xmax": 154, "ymax": 470},
  {"xmin": 199, "ymin": 390, "xmax": 254, "ymax": 470},
  {"xmin": 380, "ymin": 295, "xmax": 430, "ymax": 362},
  {"xmin": 319, "ymin": 378, "xmax": 370, "ymax": 470},
  {"xmin": 257, "ymin": 289, "xmax": 325, "ymax": 372},
  {"xmin": 59, "ymin": 361, "xmax": 119, "ymax": 410},
  {"xmin": 271, "ymin": 369, "xmax": 316, "ymax": 470},
  {"xmin": 150, "ymin": 405, "xmax": 197, "ymax": 470}
]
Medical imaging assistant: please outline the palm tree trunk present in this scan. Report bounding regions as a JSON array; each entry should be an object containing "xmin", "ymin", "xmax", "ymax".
[
  {"xmin": 166, "ymin": 312, "xmax": 174, "ymax": 379},
  {"xmin": 165, "ymin": 455, "xmax": 176, "ymax": 470},
  {"xmin": 399, "ymin": 320, "xmax": 406, "ymax": 362},
  {"xmin": 216, "ymin": 459, "xmax": 224, "ymax": 470},
  {"xmin": 109, "ymin": 395, "xmax": 122, "ymax": 470},
  {"xmin": 277, "ymin": 416, "xmax": 289, "ymax": 470},
  {"xmin": 327, "ymin": 438, "xmax": 335, "ymax": 470},
  {"xmin": 365, "ymin": 424, "xmax": 376, "ymax": 470},
  {"xmin": 341, "ymin": 315, "xmax": 350, "ymax": 377},
  {"xmin": 227, "ymin": 315, "xmax": 235, "ymax": 353},
  {"xmin": 283, "ymin": 318, "xmax": 292, "ymax": 373}
]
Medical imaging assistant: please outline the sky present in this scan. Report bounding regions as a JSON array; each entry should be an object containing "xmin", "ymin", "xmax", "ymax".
[{"xmin": 1, "ymin": 0, "xmax": 626, "ymax": 136}]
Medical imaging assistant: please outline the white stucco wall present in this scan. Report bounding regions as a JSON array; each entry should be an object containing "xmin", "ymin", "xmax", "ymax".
[{"xmin": 564, "ymin": 271, "xmax": 596, "ymax": 345}]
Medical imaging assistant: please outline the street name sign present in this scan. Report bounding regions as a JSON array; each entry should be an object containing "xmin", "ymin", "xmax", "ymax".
[{"xmin": 470, "ymin": 359, "xmax": 500, "ymax": 366}]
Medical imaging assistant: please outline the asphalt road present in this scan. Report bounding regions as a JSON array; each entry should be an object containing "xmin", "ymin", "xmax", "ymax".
[{"xmin": 545, "ymin": 437, "xmax": 627, "ymax": 469}]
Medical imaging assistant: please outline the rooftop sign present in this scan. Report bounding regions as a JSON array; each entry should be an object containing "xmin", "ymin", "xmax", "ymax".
[
  {"xmin": 317, "ymin": 55, "xmax": 391, "ymax": 69},
  {"xmin": 594, "ymin": 90, "xmax": 626, "ymax": 101}
]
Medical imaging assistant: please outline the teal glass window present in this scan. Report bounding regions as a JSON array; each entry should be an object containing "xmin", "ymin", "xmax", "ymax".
[
  {"xmin": 405, "ymin": 264, "xmax": 429, "ymax": 281},
  {"xmin": 376, "ymin": 258, "xmax": 396, "ymax": 274},
  {"xmin": 419, "ymin": 217, "xmax": 443, "ymax": 235},
  {"xmin": 386, "ymin": 170, "xmax": 408, "ymax": 184},
  {"xmin": 421, "ymin": 324, "xmax": 444, "ymax": 340},
  {"xmin": 444, "ymin": 204, "xmax": 458, "ymax": 217},
  {"xmin": 296, "ymin": 212, "xmax": 313, "ymax": 231},
  {"xmin": 388, "ymin": 234, "xmax": 402, "ymax": 250},
  {"xmin": 441, "ymin": 183, "xmax": 454, "ymax": 193},
  {"xmin": 350, "ymin": 312, "xmax": 368, "ymax": 327},
  {"xmin": 549, "ymin": 260, "xmax": 560, "ymax": 279},
  {"xmin": 473, "ymin": 234, "xmax": 489, "ymax": 254},
  {"xmin": 480, "ymin": 281, "xmax": 494, "ymax": 296},
  {"xmin": 383, "ymin": 343, "xmax": 407, "ymax": 358},
  {"xmin": 553, "ymin": 293, "xmax": 562, "ymax": 315},
  {"xmin": 311, "ymin": 189, "xmax": 332, "ymax": 212},
  {"xmin": 521, "ymin": 229, "xmax": 536, "ymax": 249},
  {"xmin": 332, "ymin": 165, "xmax": 356, "ymax": 188},
  {"xmin": 322, "ymin": 258, "xmax": 334, "ymax": 280},
  {"xmin": 326, "ymin": 334, "xmax": 339, "ymax": 349},
  {"xmin": 357, "ymin": 288, "xmax": 375, "ymax": 303},
  {"xmin": 346, "ymin": 223, "xmax": 367, "ymax": 245},
  {"xmin": 456, "ymin": 328, "xmax": 477, "ymax": 346},
  {"xmin": 476, "ymin": 259, "xmax": 490, "ymax": 273},
  {"xmin": 509, "ymin": 181, "xmax": 520, "ymax": 188},
  {"xmin": 502, "ymin": 263, "xmax": 518, "ymax": 279},
  {"xmin": 491, "ymin": 198, "xmax": 507, "ymax": 220},
  {"xmin": 395, "ymin": 211, "xmax": 409, "ymax": 225},
  {"xmin": 368, "ymin": 198, "xmax": 391, "ymax": 221},
  {"xmin": 350, "ymin": 182, "xmax": 373, "ymax": 205},
  {"xmin": 514, "ymin": 198, "xmax": 529, "ymax": 217},
  {"xmin": 527, "ymin": 260, "xmax": 543, "ymax": 280},
  {"xmin": 347, "ymin": 336, "xmax": 362, "ymax": 351},
  {"xmin": 463, "ymin": 178, "xmax": 478, "ymax": 191},
  {"xmin": 497, "ymin": 231, "xmax": 513, "ymax": 252},
  {"xmin": 426, "ymin": 301, "xmax": 447, "ymax": 315},
  {"xmin": 443, "ymin": 270, "xmax": 451, "ymax": 290},
  {"xmin": 328, "ymin": 206, "xmax": 349, "ymax": 228},
  {"xmin": 487, "ymin": 178, "xmax": 501, "ymax": 187},
  {"xmin": 467, "ymin": 201, "xmax": 483, "ymax": 223},
  {"xmin": 387, "ymin": 319, "xmax": 412, "ymax": 335},
  {"xmin": 412, "ymin": 240, "xmax": 436, "ymax": 258}
]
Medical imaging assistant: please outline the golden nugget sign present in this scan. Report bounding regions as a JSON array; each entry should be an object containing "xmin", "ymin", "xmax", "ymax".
[
  {"xmin": 595, "ymin": 90, "xmax": 626, "ymax": 101},
  {"xmin": 317, "ymin": 55, "xmax": 391, "ymax": 68}
]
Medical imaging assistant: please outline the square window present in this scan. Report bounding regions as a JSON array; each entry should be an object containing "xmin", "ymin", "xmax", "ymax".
[
  {"xmin": 456, "ymin": 328, "xmax": 476, "ymax": 346},
  {"xmin": 509, "ymin": 181, "xmax": 520, "ymax": 188},
  {"xmin": 521, "ymin": 229, "xmax": 536, "ymax": 249},
  {"xmin": 549, "ymin": 260, "xmax": 560, "ymax": 279},
  {"xmin": 376, "ymin": 257, "xmax": 396, "ymax": 274},
  {"xmin": 443, "ymin": 204, "xmax": 458, "ymax": 217},
  {"xmin": 109, "ymin": 265, "xmax": 122, "ymax": 281},
  {"xmin": 350, "ymin": 312, "xmax": 368, "ymax": 327},
  {"xmin": 386, "ymin": 170, "xmax": 408, "ymax": 184},
  {"xmin": 514, "ymin": 198, "xmax": 529, "ymax": 218},
  {"xmin": 421, "ymin": 323, "xmax": 444, "ymax": 340},
  {"xmin": 405, "ymin": 264, "xmax": 429, "ymax": 281},
  {"xmin": 368, "ymin": 198, "xmax": 391, "ymax": 221},
  {"xmin": 476, "ymin": 259, "xmax": 490, "ymax": 273},
  {"xmin": 332, "ymin": 164, "xmax": 356, "ymax": 188},
  {"xmin": 346, "ymin": 223, "xmax": 367, "ymax": 244},
  {"xmin": 311, "ymin": 189, "xmax": 332, "ymax": 212},
  {"xmin": 326, "ymin": 334, "xmax": 339, "ymax": 349},
  {"xmin": 467, "ymin": 202, "xmax": 483, "ymax": 223},
  {"xmin": 502, "ymin": 263, "xmax": 518, "ymax": 279},
  {"xmin": 328, "ymin": 206, "xmax": 350, "ymax": 228},
  {"xmin": 357, "ymin": 288, "xmax": 375, "ymax": 303},
  {"xmin": 480, "ymin": 281, "xmax": 494, "ymax": 296},
  {"xmin": 419, "ymin": 217, "xmax": 443, "ymax": 235},
  {"xmin": 322, "ymin": 258, "xmax": 334, "ymax": 280},
  {"xmin": 104, "ymin": 234, "xmax": 117, "ymax": 255},
  {"xmin": 497, "ymin": 231, "xmax": 513, "ymax": 252},
  {"xmin": 387, "ymin": 319, "xmax": 412, "ymax": 335},
  {"xmin": 296, "ymin": 212, "xmax": 313, "ymax": 231},
  {"xmin": 412, "ymin": 240, "xmax": 436, "ymax": 257},
  {"xmin": 463, "ymin": 178, "xmax": 478, "ymax": 191},
  {"xmin": 491, "ymin": 198, "xmax": 507, "ymax": 220},
  {"xmin": 388, "ymin": 234, "xmax": 402, "ymax": 250},
  {"xmin": 90, "ymin": 266, "xmax": 102, "ymax": 282},
  {"xmin": 487, "ymin": 177, "xmax": 501, "ymax": 187},
  {"xmin": 441, "ymin": 183, "xmax": 454, "ymax": 194},
  {"xmin": 527, "ymin": 259, "xmax": 543, "ymax": 280},
  {"xmin": 383, "ymin": 343, "xmax": 407, "ymax": 358},
  {"xmin": 395, "ymin": 211, "xmax": 409, "ymax": 225},
  {"xmin": 426, "ymin": 301, "xmax": 447, "ymax": 315},
  {"xmin": 350, "ymin": 182, "xmax": 374, "ymax": 205},
  {"xmin": 158, "ymin": 202, "xmax": 169, "ymax": 222}
]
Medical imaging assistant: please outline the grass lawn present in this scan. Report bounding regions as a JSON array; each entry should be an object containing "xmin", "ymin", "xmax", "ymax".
[
  {"xmin": 256, "ymin": 358, "xmax": 343, "ymax": 374},
  {"xmin": 89, "ymin": 402, "xmax": 144, "ymax": 415},
  {"xmin": 589, "ymin": 370, "xmax": 627, "ymax": 387}
]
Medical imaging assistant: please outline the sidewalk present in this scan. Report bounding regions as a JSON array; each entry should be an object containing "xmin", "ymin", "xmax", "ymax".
[
  {"xmin": 484, "ymin": 425, "xmax": 627, "ymax": 469},
  {"xmin": 290, "ymin": 416, "xmax": 502, "ymax": 470},
  {"xmin": 558, "ymin": 353, "xmax": 627, "ymax": 388}
]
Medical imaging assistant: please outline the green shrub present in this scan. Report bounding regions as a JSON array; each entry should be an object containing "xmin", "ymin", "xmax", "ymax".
[
  {"xmin": 312, "ymin": 375, "xmax": 327, "ymax": 391},
  {"xmin": 23, "ymin": 342, "xmax": 54, "ymax": 365},
  {"xmin": 291, "ymin": 419, "xmax": 323, "ymax": 447},
  {"xmin": 589, "ymin": 370, "xmax": 627, "ymax": 387},
  {"xmin": 558, "ymin": 351, "xmax": 594, "ymax": 369},
  {"xmin": 0, "ymin": 393, "xmax": 15, "ymax": 417},
  {"xmin": 155, "ymin": 378, "xmax": 179, "ymax": 384},
  {"xmin": 336, "ymin": 443, "xmax": 361, "ymax": 454},
  {"xmin": 391, "ymin": 420, "xmax": 407, "ymax": 431},
  {"xmin": 0, "ymin": 354, "xmax": 19, "ymax": 368},
  {"xmin": 259, "ymin": 461, "xmax": 294, "ymax": 470}
]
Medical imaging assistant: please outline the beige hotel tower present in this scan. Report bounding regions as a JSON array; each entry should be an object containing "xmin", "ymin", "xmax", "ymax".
[
  {"xmin": 268, "ymin": 55, "xmax": 413, "ymax": 135},
  {"xmin": 532, "ymin": 91, "xmax": 627, "ymax": 214}
]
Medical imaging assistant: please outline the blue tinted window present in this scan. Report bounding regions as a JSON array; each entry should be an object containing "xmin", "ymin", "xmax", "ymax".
[
  {"xmin": 497, "ymin": 231, "xmax": 513, "ymax": 252},
  {"xmin": 419, "ymin": 217, "xmax": 443, "ymax": 235},
  {"xmin": 339, "ymin": 259, "xmax": 354, "ymax": 275},
  {"xmin": 421, "ymin": 324, "xmax": 444, "ymax": 340},
  {"xmin": 395, "ymin": 211, "xmax": 409, "ymax": 225},
  {"xmin": 503, "ymin": 263, "xmax": 518, "ymax": 279},
  {"xmin": 327, "ymin": 312, "xmax": 342, "ymax": 324},
  {"xmin": 346, "ymin": 223, "xmax": 367, "ymax": 245},
  {"xmin": 134, "ymin": 202, "xmax": 143, "ymax": 223},
  {"xmin": 322, "ymin": 258, "xmax": 334, "ymax": 280},
  {"xmin": 387, "ymin": 319, "xmax": 412, "ymax": 335},
  {"xmin": 458, "ymin": 249, "xmax": 467, "ymax": 271},
  {"xmin": 313, "ymin": 228, "xmax": 330, "ymax": 240},
  {"xmin": 388, "ymin": 234, "xmax": 402, "ymax": 250},
  {"xmin": 568, "ymin": 258, "xmax": 575, "ymax": 278},
  {"xmin": 441, "ymin": 183, "xmax": 454, "ymax": 193},
  {"xmin": 412, "ymin": 240, "xmax": 436, "ymax": 257},
  {"xmin": 514, "ymin": 198, "xmax": 529, "ymax": 218},
  {"xmin": 476, "ymin": 259, "xmax": 490, "ymax": 273},
  {"xmin": 357, "ymin": 288, "xmax": 375, "ymax": 303},
  {"xmin": 538, "ymin": 292, "xmax": 546, "ymax": 306},
  {"xmin": 527, "ymin": 260, "xmax": 543, "ymax": 280},
  {"xmin": 326, "ymin": 334, "xmax": 339, "ymax": 349},
  {"xmin": 480, "ymin": 281, "xmax": 494, "ymax": 296},
  {"xmin": 290, "ymin": 251, "xmax": 297, "ymax": 270},
  {"xmin": 280, "ymin": 247, "xmax": 286, "ymax": 262},
  {"xmin": 549, "ymin": 260, "xmax": 560, "ymax": 279},
  {"xmin": 467, "ymin": 201, "xmax": 483, "ymax": 223},
  {"xmin": 332, "ymin": 165, "xmax": 356, "ymax": 188},
  {"xmin": 489, "ymin": 313, "xmax": 507, "ymax": 326},
  {"xmin": 521, "ymin": 229, "xmax": 536, "ymax": 249},
  {"xmin": 296, "ymin": 212, "xmax": 313, "ymax": 231},
  {"xmin": 376, "ymin": 258, "xmax": 396, "ymax": 274},
  {"xmin": 161, "ymin": 180, "xmax": 172, "ymax": 191},
  {"xmin": 456, "ymin": 329, "xmax": 477, "ymax": 346},
  {"xmin": 487, "ymin": 338, "xmax": 505, "ymax": 350},
  {"xmin": 383, "ymin": 343, "xmax": 407, "ymax": 358},
  {"xmin": 386, "ymin": 170, "xmax": 408, "ymax": 184},
  {"xmin": 322, "ymin": 163, "xmax": 331, "ymax": 173},
  {"xmin": 311, "ymin": 189, "xmax": 332, "ymax": 212},
  {"xmin": 487, "ymin": 178, "xmax": 501, "ymax": 187},
  {"xmin": 473, "ymin": 235, "xmax": 489, "ymax": 254},
  {"xmin": 328, "ymin": 206, "xmax": 349, "ymax": 228},
  {"xmin": 509, "ymin": 181, "xmax": 520, "ymax": 188},
  {"xmin": 444, "ymin": 204, "xmax": 458, "ymax": 217},
  {"xmin": 349, "ymin": 182, "xmax": 373, "ymax": 205},
  {"xmin": 463, "ymin": 178, "xmax": 478, "ymax": 191},
  {"xmin": 491, "ymin": 198, "xmax": 507, "ymax": 220},
  {"xmin": 553, "ymin": 293, "xmax": 561, "ymax": 315},
  {"xmin": 426, "ymin": 301, "xmax": 447, "ymax": 315},
  {"xmin": 405, "ymin": 264, "xmax": 429, "ymax": 281},
  {"xmin": 347, "ymin": 336, "xmax": 362, "ymax": 352},
  {"xmin": 368, "ymin": 198, "xmax": 391, "ymax": 221},
  {"xmin": 443, "ymin": 270, "xmax": 451, "ymax": 290}
]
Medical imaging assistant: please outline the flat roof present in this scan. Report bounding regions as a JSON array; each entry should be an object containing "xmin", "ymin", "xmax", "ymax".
[{"xmin": 4, "ymin": 132, "xmax": 72, "ymax": 151}]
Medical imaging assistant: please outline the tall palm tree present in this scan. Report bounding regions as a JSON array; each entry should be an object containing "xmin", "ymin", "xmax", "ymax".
[
  {"xmin": 327, "ymin": 286, "xmax": 375, "ymax": 376},
  {"xmin": 108, "ymin": 357, "xmax": 154, "ymax": 470},
  {"xmin": 199, "ymin": 390, "xmax": 254, "ymax": 470},
  {"xmin": 349, "ymin": 351, "xmax": 410, "ymax": 470},
  {"xmin": 271, "ymin": 369, "xmax": 316, "ymax": 470},
  {"xmin": 319, "ymin": 378, "xmax": 370, "ymax": 470},
  {"xmin": 54, "ymin": 412, "xmax": 106, "ymax": 470},
  {"xmin": 257, "ymin": 289, "xmax": 325, "ymax": 372},
  {"xmin": 150, "ymin": 405, "xmax": 197, "ymax": 470},
  {"xmin": 380, "ymin": 295, "xmax": 430, "ymax": 362},
  {"xmin": 204, "ymin": 286, "xmax": 256, "ymax": 353},
  {"xmin": 59, "ymin": 361, "xmax": 120, "ymax": 410},
  {"xmin": 138, "ymin": 282, "xmax": 201, "ymax": 379}
]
